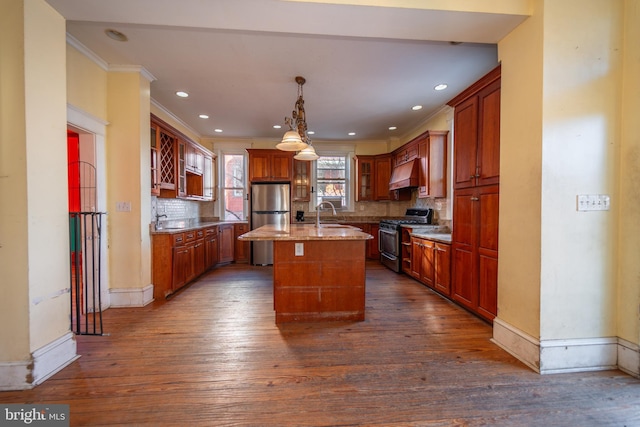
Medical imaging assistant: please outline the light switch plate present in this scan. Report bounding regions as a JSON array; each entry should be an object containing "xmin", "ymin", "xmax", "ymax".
[
  {"xmin": 577, "ymin": 194, "xmax": 610, "ymax": 211},
  {"xmin": 295, "ymin": 242, "xmax": 304, "ymax": 256}
]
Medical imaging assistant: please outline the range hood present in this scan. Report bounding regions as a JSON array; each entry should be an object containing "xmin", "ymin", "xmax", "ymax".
[{"xmin": 389, "ymin": 159, "xmax": 419, "ymax": 190}]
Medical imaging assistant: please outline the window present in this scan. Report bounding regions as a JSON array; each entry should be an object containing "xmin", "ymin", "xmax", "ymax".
[
  {"xmin": 221, "ymin": 153, "xmax": 246, "ymax": 221},
  {"xmin": 312, "ymin": 152, "xmax": 353, "ymax": 211}
]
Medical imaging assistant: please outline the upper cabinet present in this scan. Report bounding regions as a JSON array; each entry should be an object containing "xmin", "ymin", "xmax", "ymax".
[
  {"xmin": 247, "ymin": 149, "xmax": 293, "ymax": 182},
  {"xmin": 417, "ymin": 130, "xmax": 449, "ymax": 198},
  {"xmin": 292, "ymin": 159, "xmax": 311, "ymax": 202},
  {"xmin": 151, "ymin": 114, "xmax": 216, "ymax": 201},
  {"xmin": 354, "ymin": 155, "xmax": 375, "ymax": 201},
  {"xmin": 354, "ymin": 154, "xmax": 396, "ymax": 201},
  {"xmin": 449, "ymin": 67, "xmax": 501, "ymax": 190}
]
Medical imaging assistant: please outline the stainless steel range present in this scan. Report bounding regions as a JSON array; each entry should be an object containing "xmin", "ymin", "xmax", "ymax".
[{"xmin": 379, "ymin": 208, "xmax": 433, "ymax": 272}]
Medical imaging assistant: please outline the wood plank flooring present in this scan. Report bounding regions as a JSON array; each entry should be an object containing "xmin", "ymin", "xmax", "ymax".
[{"xmin": 2, "ymin": 262, "xmax": 639, "ymax": 426}]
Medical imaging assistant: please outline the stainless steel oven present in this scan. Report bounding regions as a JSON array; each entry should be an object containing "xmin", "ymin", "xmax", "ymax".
[{"xmin": 379, "ymin": 208, "xmax": 433, "ymax": 273}]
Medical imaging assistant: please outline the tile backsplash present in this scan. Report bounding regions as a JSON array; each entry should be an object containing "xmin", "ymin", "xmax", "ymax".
[{"xmin": 152, "ymin": 197, "xmax": 200, "ymax": 221}]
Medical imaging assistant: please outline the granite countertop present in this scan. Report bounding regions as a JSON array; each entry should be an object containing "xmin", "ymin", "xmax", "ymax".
[
  {"xmin": 402, "ymin": 224, "xmax": 452, "ymax": 244},
  {"xmin": 238, "ymin": 223, "xmax": 373, "ymax": 241},
  {"xmin": 151, "ymin": 219, "xmax": 247, "ymax": 234}
]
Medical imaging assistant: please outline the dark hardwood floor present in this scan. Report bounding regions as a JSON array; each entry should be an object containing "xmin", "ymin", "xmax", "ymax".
[{"xmin": 2, "ymin": 262, "xmax": 639, "ymax": 426}]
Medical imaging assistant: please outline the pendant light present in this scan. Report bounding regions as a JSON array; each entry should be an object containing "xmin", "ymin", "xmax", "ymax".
[{"xmin": 276, "ymin": 76, "xmax": 316, "ymax": 157}]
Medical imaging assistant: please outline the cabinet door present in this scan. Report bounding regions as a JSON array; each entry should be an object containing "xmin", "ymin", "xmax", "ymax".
[
  {"xmin": 234, "ymin": 223, "xmax": 250, "ymax": 263},
  {"xmin": 368, "ymin": 223, "xmax": 380, "ymax": 260},
  {"xmin": 150, "ymin": 125, "xmax": 160, "ymax": 196},
  {"xmin": 453, "ymin": 96, "xmax": 479, "ymax": 190},
  {"xmin": 434, "ymin": 243, "xmax": 451, "ymax": 296},
  {"xmin": 477, "ymin": 80, "xmax": 501, "ymax": 187},
  {"xmin": 373, "ymin": 154, "xmax": 392, "ymax": 201},
  {"xmin": 177, "ymin": 140, "xmax": 187, "ymax": 197},
  {"xmin": 205, "ymin": 227, "xmax": 219, "ymax": 268},
  {"xmin": 271, "ymin": 152, "xmax": 293, "ymax": 181},
  {"xmin": 418, "ymin": 138, "xmax": 429, "ymax": 198},
  {"xmin": 420, "ymin": 239, "xmax": 435, "ymax": 288},
  {"xmin": 193, "ymin": 238, "xmax": 205, "ymax": 277},
  {"xmin": 477, "ymin": 185, "xmax": 499, "ymax": 320},
  {"xmin": 248, "ymin": 151, "xmax": 271, "ymax": 181},
  {"xmin": 219, "ymin": 224, "xmax": 234, "ymax": 263},
  {"xmin": 172, "ymin": 245, "xmax": 189, "ymax": 291},
  {"xmin": 427, "ymin": 132, "xmax": 448, "ymax": 198},
  {"xmin": 203, "ymin": 155, "xmax": 215, "ymax": 201},
  {"xmin": 292, "ymin": 160, "xmax": 311, "ymax": 202},
  {"xmin": 451, "ymin": 188, "xmax": 476, "ymax": 309},
  {"xmin": 355, "ymin": 156, "xmax": 375, "ymax": 201}
]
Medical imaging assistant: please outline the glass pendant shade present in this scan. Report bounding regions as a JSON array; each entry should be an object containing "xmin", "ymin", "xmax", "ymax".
[
  {"xmin": 293, "ymin": 145, "xmax": 319, "ymax": 161},
  {"xmin": 276, "ymin": 130, "xmax": 308, "ymax": 151}
]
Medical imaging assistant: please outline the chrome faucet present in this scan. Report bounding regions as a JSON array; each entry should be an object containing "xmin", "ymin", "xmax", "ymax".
[
  {"xmin": 155, "ymin": 213, "xmax": 167, "ymax": 229},
  {"xmin": 315, "ymin": 201, "xmax": 336, "ymax": 228}
]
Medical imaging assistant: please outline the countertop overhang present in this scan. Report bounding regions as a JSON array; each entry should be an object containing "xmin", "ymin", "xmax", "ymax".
[{"xmin": 239, "ymin": 224, "xmax": 373, "ymax": 241}]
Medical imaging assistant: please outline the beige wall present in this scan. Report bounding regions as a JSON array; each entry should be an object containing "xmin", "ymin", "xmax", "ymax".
[
  {"xmin": 67, "ymin": 45, "xmax": 107, "ymax": 121},
  {"xmin": 497, "ymin": 0, "xmax": 636, "ymax": 346},
  {"xmin": 107, "ymin": 72, "xmax": 152, "ymax": 290},
  {"xmin": 0, "ymin": 0, "xmax": 69, "ymax": 359},
  {"xmin": 617, "ymin": 0, "xmax": 640, "ymax": 344}
]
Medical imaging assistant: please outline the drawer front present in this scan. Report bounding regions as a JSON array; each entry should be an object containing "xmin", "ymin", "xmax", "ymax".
[
  {"xmin": 184, "ymin": 231, "xmax": 197, "ymax": 242},
  {"xmin": 196, "ymin": 229, "xmax": 205, "ymax": 239},
  {"xmin": 206, "ymin": 226, "xmax": 218, "ymax": 235},
  {"xmin": 172, "ymin": 233, "xmax": 185, "ymax": 246}
]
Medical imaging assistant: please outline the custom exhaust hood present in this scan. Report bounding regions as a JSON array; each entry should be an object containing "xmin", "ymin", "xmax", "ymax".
[{"xmin": 388, "ymin": 159, "xmax": 419, "ymax": 190}]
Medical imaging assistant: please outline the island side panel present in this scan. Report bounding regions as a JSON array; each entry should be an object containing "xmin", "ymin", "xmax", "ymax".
[{"xmin": 273, "ymin": 240, "xmax": 366, "ymax": 323}]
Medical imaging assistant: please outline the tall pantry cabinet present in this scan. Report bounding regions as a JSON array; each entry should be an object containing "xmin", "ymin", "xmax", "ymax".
[{"xmin": 448, "ymin": 65, "xmax": 501, "ymax": 322}]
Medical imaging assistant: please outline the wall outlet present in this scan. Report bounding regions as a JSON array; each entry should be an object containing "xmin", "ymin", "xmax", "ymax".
[
  {"xmin": 295, "ymin": 242, "xmax": 304, "ymax": 256},
  {"xmin": 577, "ymin": 194, "xmax": 610, "ymax": 211}
]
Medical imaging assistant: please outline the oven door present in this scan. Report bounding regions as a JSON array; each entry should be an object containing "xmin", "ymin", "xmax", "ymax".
[
  {"xmin": 379, "ymin": 226, "xmax": 401, "ymax": 272},
  {"xmin": 379, "ymin": 227, "xmax": 399, "ymax": 256}
]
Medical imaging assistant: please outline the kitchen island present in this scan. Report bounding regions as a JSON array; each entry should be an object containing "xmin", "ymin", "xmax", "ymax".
[{"xmin": 238, "ymin": 223, "xmax": 373, "ymax": 323}]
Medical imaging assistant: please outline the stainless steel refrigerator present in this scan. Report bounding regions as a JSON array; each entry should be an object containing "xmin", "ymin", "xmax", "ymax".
[{"xmin": 250, "ymin": 183, "xmax": 290, "ymax": 265}]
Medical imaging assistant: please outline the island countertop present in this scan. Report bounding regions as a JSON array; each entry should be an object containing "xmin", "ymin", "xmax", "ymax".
[{"xmin": 238, "ymin": 223, "xmax": 373, "ymax": 241}]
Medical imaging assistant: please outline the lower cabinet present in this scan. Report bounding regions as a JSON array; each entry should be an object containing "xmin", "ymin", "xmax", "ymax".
[
  {"xmin": 204, "ymin": 226, "xmax": 219, "ymax": 268},
  {"xmin": 218, "ymin": 224, "xmax": 234, "ymax": 264},
  {"xmin": 234, "ymin": 223, "xmax": 250, "ymax": 263},
  {"xmin": 410, "ymin": 236, "xmax": 451, "ymax": 297}
]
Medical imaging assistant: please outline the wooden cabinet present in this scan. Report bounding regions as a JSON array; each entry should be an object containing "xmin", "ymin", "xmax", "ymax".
[
  {"xmin": 401, "ymin": 227, "xmax": 413, "ymax": 274},
  {"xmin": 411, "ymin": 236, "xmax": 451, "ymax": 296},
  {"xmin": 355, "ymin": 156, "xmax": 375, "ymax": 201},
  {"xmin": 417, "ymin": 130, "xmax": 449, "ymax": 198},
  {"xmin": 368, "ymin": 223, "xmax": 380, "ymax": 260},
  {"xmin": 150, "ymin": 124, "xmax": 161, "ymax": 196},
  {"xmin": 374, "ymin": 154, "xmax": 392, "ymax": 201},
  {"xmin": 449, "ymin": 65, "xmax": 500, "ymax": 322},
  {"xmin": 218, "ymin": 224, "xmax": 234, "ymax": 263},
  {"xmin": 450, "ymin": 67, "xmax": 501, "ymax": 190},
  {"xmin": 204, "ymin": 226, "xmax": 219, "ymax": 269},
  {"xmin": 247, "ymin": 149, "xmax": 293, "ymax": 182},
  {"xmin": 192, "ymin": 229, "xmax": 206, "ymax": 278},
  {"xmin": 151, "ymin": 114, "xmax": 216, "ymax": 200},
  {"xmin": 234, "ymin": 223, "xmax": 250, "ymax": 263},
  {"xmin": 292, "ymin": 159, "xmax": 311, "ymax": 202},
  {"xmin": 394, "ymin": 142, "xmax": 419, "ymax": 166},
  {"xmin": 451, "ymin": 185, "xmax": 499, "ymax": 321}
]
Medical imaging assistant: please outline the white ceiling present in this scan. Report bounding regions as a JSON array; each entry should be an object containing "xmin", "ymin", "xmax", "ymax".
[{"xmin": 46, "ymin": 0, "xmax": 528, "ymax": 142}]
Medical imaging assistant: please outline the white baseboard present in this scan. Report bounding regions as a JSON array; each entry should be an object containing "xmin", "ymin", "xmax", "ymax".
[
  {"xmin": 618, "ymin": 338, "xmax": 640, "ymax": 377},
  {"xmin": 492, "ymin": 317, "xmax": 640, "ymax": 378},
  {"xmin": 491, "ymin": 317, "xmax": 541, "ymax": 372},
  {"xmin": 109, "ymin": 284, "xmax": 154, "ymax": 307},
  {"xmin": 0, "ymin": 332, "xmax": 79, "ymax": 391}
]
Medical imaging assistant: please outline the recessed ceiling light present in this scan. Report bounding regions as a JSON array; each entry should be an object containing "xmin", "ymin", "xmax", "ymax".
[
  {"xmin": 176, "ymin": 91, "xmax": 189, "ymax": 98},
  {"xmin": 348, "ymin": 132, "xmax": 356, "ymax": 136},
  {"xmin": 388, "ymin": 126, "xmax": 397, "ymax": 131},
  {"xmin": 434, "ymin": 84, "xmax": 448, "ymax": 91},
  {"xmin": 105, "ymin": 29, "xmax": 128, "ymax": 42},
  {"xmin": 273, "ymin": 125, "xmax": 282, "ymax": 129},
  {"xmin": 307, "ymin": 131, "xmax": 315, "ymax": 135},
  {"xmin": 199, "ymin": 114, "xmax": 209, "ymax": 119},
  {"xmin": 412, "ymin": 105, "xmax": 423, "ymax": 111},
  {"xmin": 214, "ymin": 129, "xmax": 223, "ymax": 133}
]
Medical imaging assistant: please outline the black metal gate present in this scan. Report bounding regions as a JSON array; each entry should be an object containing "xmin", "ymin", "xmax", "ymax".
[{"xmin": 68, "ymin": 160, "xmax": 106, "ymax": 335}]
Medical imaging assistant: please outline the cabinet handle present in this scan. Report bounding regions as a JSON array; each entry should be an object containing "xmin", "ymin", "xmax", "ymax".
[{"xmin": 470, "ymin": 197, "xmax": 479, "ymax": 201}]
